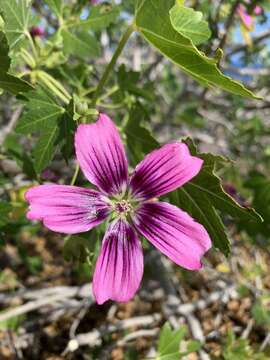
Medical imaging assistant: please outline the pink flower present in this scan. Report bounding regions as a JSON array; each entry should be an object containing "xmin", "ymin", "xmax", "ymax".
[
  {"xmin": 237, "ymin": 4, "xmax": 263, "ymax": 30},
  {"xmin": 25, "ymin": 114, "xmax": 211, "ymax": 304},
  {"xmin": 254, "ymin": 5, "xmax": 262, "ymax": 16},
  {"xmin": 237, "ymin": 4, "xmax": 253, "ymax": 29},
  {"xmin": 30, "ymin": 26, "xmax": 45, "ymax": 38}
]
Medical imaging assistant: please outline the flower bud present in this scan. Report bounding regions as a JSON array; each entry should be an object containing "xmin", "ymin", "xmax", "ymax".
[{"xmin": 30, "ymin": 26, "xmax": 45, "ymax": 38}]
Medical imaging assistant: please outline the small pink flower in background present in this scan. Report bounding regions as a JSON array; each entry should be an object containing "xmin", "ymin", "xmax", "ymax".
[
  {"xmin": 254, "ymin": 5, "xmax": 263, "ymax": 16},
  {"xmin": 237, "ymin": 4, "xmax": 263, "ymax": 30},
  {"xmin": 30, "ymin": 26, "xmax": 45, "ymax": 38},
  {"xmin": 237, "ymin": 4, "xmax": 253, "ymax": 30},
  {"xmin": 25, "ymin": 114, "xmax": 211, "ymax": 304}
]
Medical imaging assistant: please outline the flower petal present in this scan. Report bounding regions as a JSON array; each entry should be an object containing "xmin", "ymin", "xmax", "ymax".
[
  {"xmin": 130, "ymin": 142, "xmax": 203, "ymax": 200},
  {"xmin": 75, "ymin": 113, "xmax": 129, "ymax": 195},
  {"xmin": 133, "ymin": 202, "xmax": 211, "ymax": 270},
  {"xmin": 25, "ymin": 185, "xmax": 109, "ymax": 234},
  {"xmin": 93, "ymin": 220, "xmax": 143, "ymax": 305}
]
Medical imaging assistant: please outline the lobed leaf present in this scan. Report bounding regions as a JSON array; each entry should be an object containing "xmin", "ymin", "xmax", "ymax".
[
  {"xmin": 0, "ymin": 0, "xmax": 32, "ymax": 49},
  {"xmin": 170, "ymin": 2, "xmax": 211, "ymax": 45},
  {"xmin": 0, "ymin": 31, "xmax": 33, "ymax": 94},
  {"xmin": 16, "ymin": 89, "xmax": 65, "ymax": 134},
  {"xmin": 169, "ymin": 138, "xmax": 262, "ymax": 256},
  {"xmin": 33, "ymin": 125, "xmax": 59, "ymax": 174},
  {"xmin": 16, "ymin": 89, "xmax": 66, "ymax": 172},
  {"xmin": 61, "ymin": 29, "xmax": 100, "ymax": 58},
  {"xmin": 135, "ymin": 0, "xmax": 260, "ymax": 99},
  {"xmin": 157, "ymin": 323, "xmax": 187, "ymax": 359},
  {"xmin": 68, "ymin": 4, "xmax": 120, "ymax": 31}
]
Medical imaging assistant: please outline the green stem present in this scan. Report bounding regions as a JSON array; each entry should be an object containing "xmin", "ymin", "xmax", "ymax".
[
  {"xmin": 98, "ymin": 85, "xmax": 119, "ymax": 101},
  {"xmin": 26, "ymin": 31, "xmax": 38, "ymax": 60},
  {"xmin": 70, "ymin": 164, "xmax": 80, "ymax": 186},
  {"xmin": 91, "ymin": 23, "xmax": 135, "ymax": 107},
  {"xmin": 70, "ymin": 23, "xmax": 134, "ymax": 186},
  {"xmin": 20, "ymin": 48, "xmax": 36, "ymax": 68},
  {"xmin": 97, "ymin": 102, "xmax": 123, "ymax": 109}
]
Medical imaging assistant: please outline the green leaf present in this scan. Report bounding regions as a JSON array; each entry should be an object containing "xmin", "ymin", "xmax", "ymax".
[
  {"xmin": 44, "ymin": 0, "xmax": 62, "ymax": 18},
  {"xmin": 169, "ymin": 138, "xmax": 262, "ymax": 256},
  {"xmin": 0, "ymin": 72, "xmax": 33, "ymax": 94},
  {"xmin": 58, "ymin": 99, "xmax": 75, "ymax": 163},
  {"xmin": 186, "ymin": 340, "xmax": 202, "ymax": 353},
  {"xmin": 157, "ymin": 323, "xmax": 186, "ymax": 359},
  {"xmin": 16, "ymin": 89, "xmax": 65, "ymax": 134},
  {"xmin": 26, "ymin": 256, "xmax": 43, "ymax": 274},
  {"xmin": 5, "ymin": 138, "xmax": 37, "ymax": 179},
  {"xmin": 16, "ymin": 89, "xmax": 65, "ymax": 172},
  {"xmin": 33, "ymin": 125, "xmax": 59, "ymax": 173},
  {"xmin": 0, "ymin": 0, "xmax": 32, "ymax": 49},
  {"xmin": 186, "ymin": 140, "xmax": 261, "ymax": 221},
  {"xmin": 157, "ymin": 354, "xmax": 182, "ymax": 360},
  {"xmin": 170, "ymin": 3, "xmax": 211, "ymax": 45},
  {"xmin": 252, "ymin": 302, "xmax": 270, "ymax": 327},
  {"xmin": 117, "ymin": 64, "xmax": 154, "ymax": 101},
  {"xmin": 135, "ymin": 0, "xmax": 260, "ymax": 99},
  {"xmin": 241, "ymin": 172, "xmax": 270, "ymax": 237},
  {"xmin": 0, "ymin": 313, "xmax": 25, "ymax": 331},
  {"xmin": 0, "ymin": 201, "xmax": 12, "ymax": 227},
  {"xmin": 68, "ymin": 4, "xmax": 120, "ymax": 31},
  {"xmin": 61, "ymin": 28, "xmax": 100, "ymax": 58},
  {"xmin": 63, "ymin": 230, "xmax": 100, "ymax": 265},
  {"xmin": 170, "ymin": 188, "xmax": 230, "ymax": 255},
  {"xmin": 223, "ymin": 331, "xmax": 248, "ymax": 360},
  {"xmin": 0, "ymin": 31, "xmax": 10, "ymax": 71},
  {"xmin": 125, "ymin": 104, "xmax": 159, "ymax": 166},
  {"xmin": 0, "ymin": 31, "xmax": 33, "ymax": 94}
]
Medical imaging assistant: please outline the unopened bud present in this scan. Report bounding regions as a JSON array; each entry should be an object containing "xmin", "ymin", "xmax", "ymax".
[
  {"xmin": 30, "ymin": 26, "xmax": 45, "ymax": 38},
  {"xmin": 77, "ymin": 102, "xmax": 88, "ymax": 115}
]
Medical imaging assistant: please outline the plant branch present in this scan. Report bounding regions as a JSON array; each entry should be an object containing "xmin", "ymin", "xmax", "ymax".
[
  {"xmin": 218, "ymin": 0, "xmax": 241, "ymax": 51},
  {"xmin": 91, "ymin": 23, "xmax": 135, "ymax": 107},
  {"xmin": 226, "ymin": 28, "xmax": 270, "ymax": 58}
]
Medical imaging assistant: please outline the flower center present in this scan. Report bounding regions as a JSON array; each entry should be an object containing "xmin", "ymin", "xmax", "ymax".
[{"xmin": 114, "ymin": 199, "xmax": 132, "ymax": 217}]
